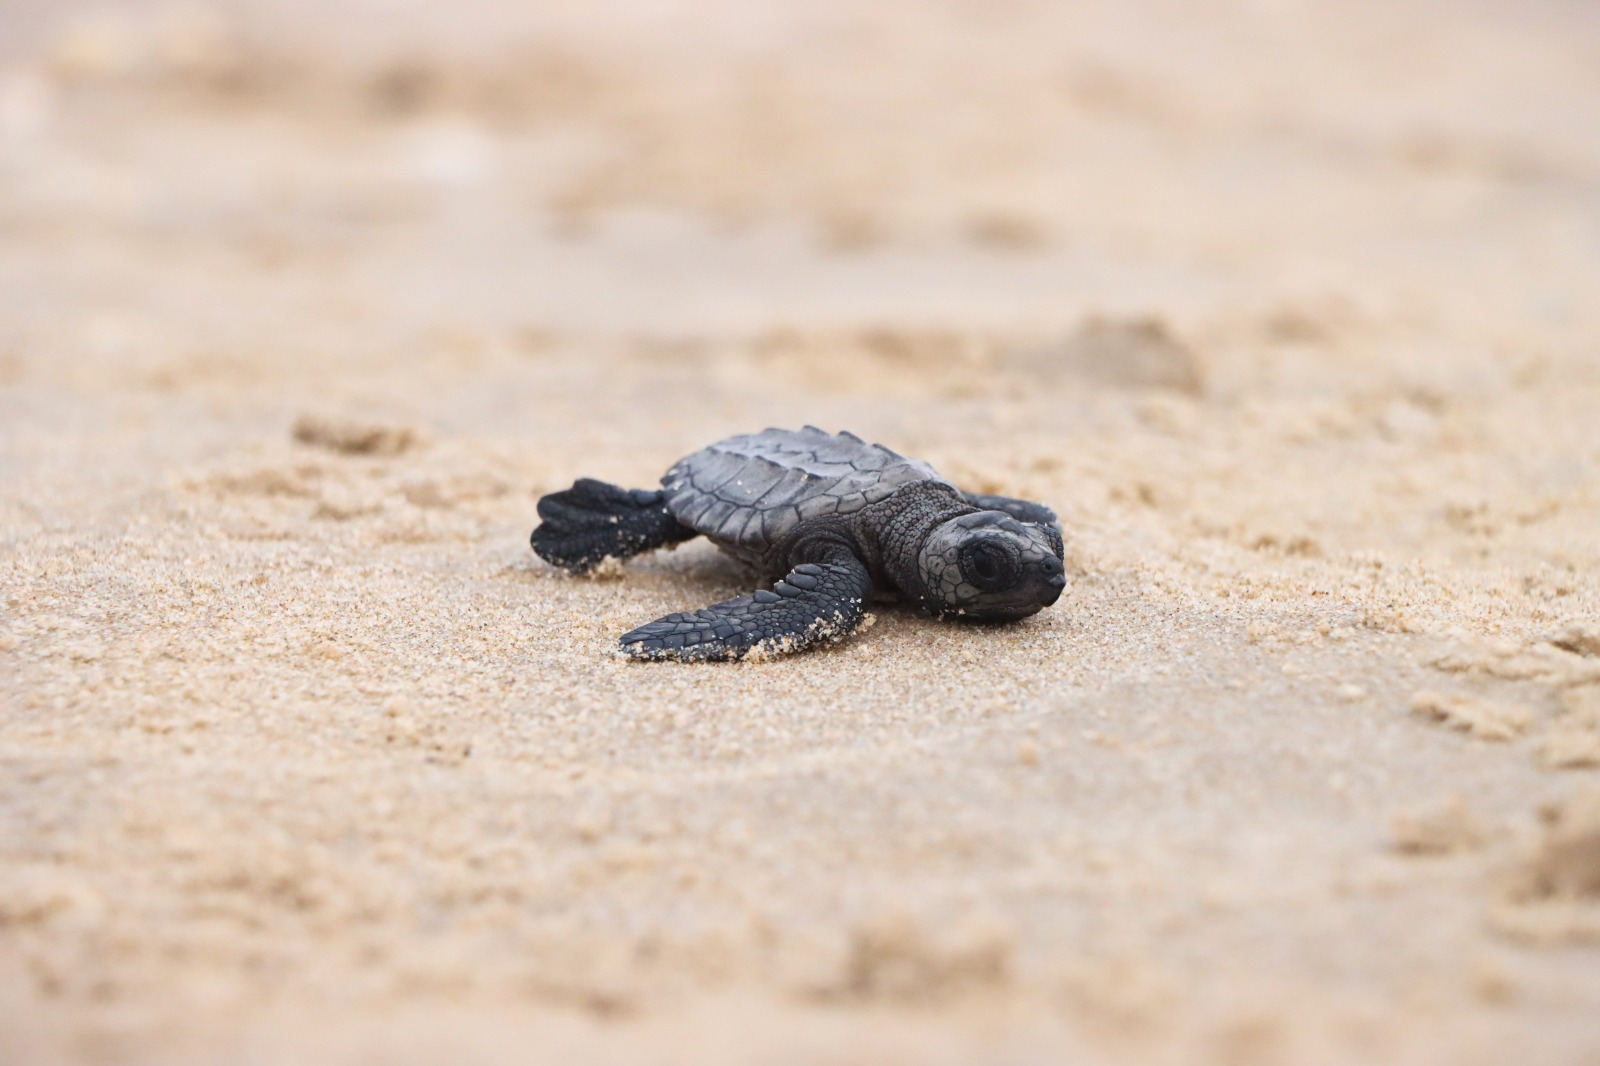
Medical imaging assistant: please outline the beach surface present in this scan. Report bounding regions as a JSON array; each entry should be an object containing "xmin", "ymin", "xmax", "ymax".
[{"xmin": 3, "ymin": 1, "xmax": 1600, "ymax": 1062}]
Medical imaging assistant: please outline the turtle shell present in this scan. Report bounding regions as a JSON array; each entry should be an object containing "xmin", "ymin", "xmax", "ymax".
[{"xmin": 661, "ymin": 426, "xmax": 947, "ymax": 558}]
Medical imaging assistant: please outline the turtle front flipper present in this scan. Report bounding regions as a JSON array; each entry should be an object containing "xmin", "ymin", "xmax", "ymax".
[
  {"xmin": 619, "ymin": 556, "xmax": 875, "ymax": 662},
  {"xmin": 960, "ymin": 491, "xmax": 1064, "ymax": 559},
  {"xmin": 532, "ymin": 478, "xmax": 697, "ymax": 574}
]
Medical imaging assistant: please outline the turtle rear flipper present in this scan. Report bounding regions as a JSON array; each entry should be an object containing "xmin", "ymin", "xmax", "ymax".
[
  {"xmin": 531, "ymin": 478, "xmax": 696, "ymax": 573},
  {"xmin": 619, "ymin": 556, "xmax": 874, "ymax": 662}
]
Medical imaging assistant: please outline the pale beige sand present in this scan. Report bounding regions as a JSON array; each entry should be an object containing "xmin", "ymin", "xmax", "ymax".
[{"xmin": 3, "ymin": 1, "xmax": 1600, "ymax": 1063}]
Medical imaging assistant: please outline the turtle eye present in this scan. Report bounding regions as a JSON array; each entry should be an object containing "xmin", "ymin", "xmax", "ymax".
[{"xmin": 959, "ymin": 541, "xmax": 1016, "ymax": 592}]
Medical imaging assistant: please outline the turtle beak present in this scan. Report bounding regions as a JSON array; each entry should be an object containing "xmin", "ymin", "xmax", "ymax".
[{"xmin": 1038, "ymin": 556, "xmax": 1066, "ymax": 606}]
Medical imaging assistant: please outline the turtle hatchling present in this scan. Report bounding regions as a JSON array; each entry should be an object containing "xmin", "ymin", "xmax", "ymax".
[{"xmin": 530, "ymin": 427, "xmax": 1066, "ymax": 661}]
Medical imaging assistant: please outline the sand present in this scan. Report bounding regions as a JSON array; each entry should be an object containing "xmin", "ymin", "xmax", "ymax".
[{"xmin": 3, "ymin": 0, "xmax": 1600, "ymax": 1062}]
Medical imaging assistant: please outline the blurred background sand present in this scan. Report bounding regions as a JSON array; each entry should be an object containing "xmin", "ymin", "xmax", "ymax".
[{"xmin": 2, "ymin": 1, "xmax": 1599, "ymax": 1062}]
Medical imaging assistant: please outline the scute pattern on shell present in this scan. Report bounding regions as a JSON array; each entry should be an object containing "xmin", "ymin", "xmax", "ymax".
[{"xmin": 661, "ymin": 426, "xmax": 946, "ymax": 554}]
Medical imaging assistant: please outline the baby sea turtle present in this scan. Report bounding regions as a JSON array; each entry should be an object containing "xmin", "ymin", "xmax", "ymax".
[{"xmin": 531, "ymin": 427, "xmax": 1066, "ymax": 661}]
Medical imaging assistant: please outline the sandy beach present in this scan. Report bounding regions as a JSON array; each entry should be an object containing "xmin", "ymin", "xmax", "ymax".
[{"xmin": 2, "ymin": 1, "xmax": 1599, "ymax": 1062}]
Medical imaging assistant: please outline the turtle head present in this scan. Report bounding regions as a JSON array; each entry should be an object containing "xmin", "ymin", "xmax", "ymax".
[{"xmin": 918, "ymin": 511, "xmax": 1066, "ymax": 621}]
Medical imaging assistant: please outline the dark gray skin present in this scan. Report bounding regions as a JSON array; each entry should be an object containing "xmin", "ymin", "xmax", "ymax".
[{"xmin": 530, "ymin": 427, "xmax": 1066, "ymax": 661}]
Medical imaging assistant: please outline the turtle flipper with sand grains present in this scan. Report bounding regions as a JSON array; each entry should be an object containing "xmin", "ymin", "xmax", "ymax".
[{"xmin": 531, "ymin": 427, "xmax": 1066, "ymax": 661}]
